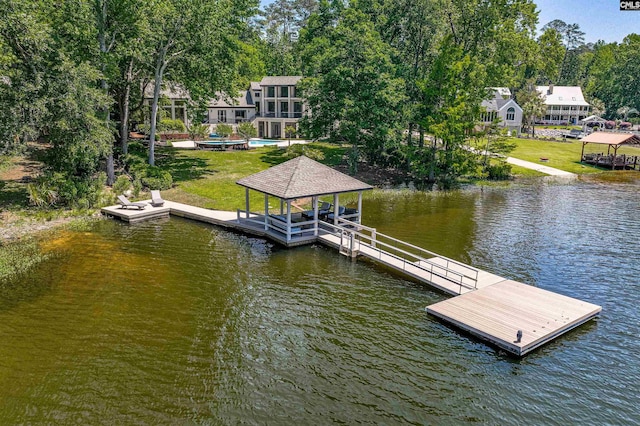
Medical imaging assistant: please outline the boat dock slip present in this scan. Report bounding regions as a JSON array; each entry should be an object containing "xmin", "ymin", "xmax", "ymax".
[
  {"xmin": 426, "ymin": 280, "xmax": 602, "ymax": 356},
  {"xmin": 102, "ymin": 199, "xmax": 602, "ymax": 356}
]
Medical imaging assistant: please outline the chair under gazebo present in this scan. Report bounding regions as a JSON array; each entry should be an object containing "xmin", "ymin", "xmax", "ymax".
[{"xmin": 235, "ymin": 156, "xmax": 373, "ymax": 245}]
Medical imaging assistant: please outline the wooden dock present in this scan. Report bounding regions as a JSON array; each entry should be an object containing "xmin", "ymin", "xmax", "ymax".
[
  {"xmin": 426, "ymin": 280, "xmax": 602, "ymax": 356},
  {"xmin": 101, "ymin": 200, "xmax": 601, "ymax": 356}
]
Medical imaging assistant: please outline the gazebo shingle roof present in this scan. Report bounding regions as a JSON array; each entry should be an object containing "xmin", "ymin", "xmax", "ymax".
[{"xmin": 236, "ymin": 156, "xmax": 373, "ymax": 200}]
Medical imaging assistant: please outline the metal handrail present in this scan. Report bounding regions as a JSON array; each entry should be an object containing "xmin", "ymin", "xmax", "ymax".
[
  {"xmin": 319, "ymin": 221, "xmax": 478, "ymax": 291},
  {"xmin": 338, "ymin": 218, "xmax": 480, "ymax": 284}
]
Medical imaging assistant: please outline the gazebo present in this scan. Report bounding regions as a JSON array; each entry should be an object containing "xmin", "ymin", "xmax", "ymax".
[
  {"xmin": 580, "ymin": 132, "xmax": 640, "ymax": 170},
  {"xmin": 236, "ymin": 156, "xmax": 373, "ymax": 244},
  {"xmin": 580, "ymin": 115, "xmax": 606, "ymax": 130}
]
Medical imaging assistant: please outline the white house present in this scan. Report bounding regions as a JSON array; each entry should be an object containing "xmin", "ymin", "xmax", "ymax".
[
  {"xmin": 480, "ymin": 87, "xmax": 523, "ymax": 135},
  {"xmin": 536, "ymin": 85, "xmax": 590, "ymax": 125}
]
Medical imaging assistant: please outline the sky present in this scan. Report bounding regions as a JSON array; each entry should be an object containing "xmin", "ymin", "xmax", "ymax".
[
  {"xmin": 260, "ymin": 0, "xmax": 638, "ymax": 44},
  {"xmin": 535, "ymin": 0, "xmax": 638, "ymax": 43}
]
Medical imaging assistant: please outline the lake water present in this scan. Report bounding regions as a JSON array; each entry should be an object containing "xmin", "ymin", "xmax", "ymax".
[{"xmin": 1, "ymin": 174, "xmax": 639, "ymax": 424}]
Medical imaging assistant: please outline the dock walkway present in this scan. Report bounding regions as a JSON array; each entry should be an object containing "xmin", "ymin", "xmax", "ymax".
[{"xmin": 101, "ymin": 200, "xmax": 601, "ymax": 356}]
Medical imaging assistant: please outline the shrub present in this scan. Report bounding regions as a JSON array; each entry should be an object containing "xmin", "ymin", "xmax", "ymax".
[
  {"xmin": 216, "ymin": 123, "xmax": 233, "ymax": 138},
  {"xmin": 140, "ymin": 166, "xmax": 173, "ymax": 190},
  {"xmin": 27, "ymin": 172, "xmax": 107, "ymax": 208},
  {"xmin": 485, "ymin": 162, "xmax": 512, "ymax": 180},
  {"xmin": 188, "ymin": 124, "xmax": 209, "ymax": 140},
  {"xmin": 158, "ymin": 118, "xmax": 186, "ymax": 133},
  {"xmin": 283, "ymin": 144, "xmax": 326, "ymax": 162},
  {"xmin": 113, "ymin": 175, "xmax": 131, "ymax": 195}
]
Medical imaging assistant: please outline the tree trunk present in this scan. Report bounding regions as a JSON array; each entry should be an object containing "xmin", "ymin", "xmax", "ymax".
[
  {"xmin": 428, "ymin": 138, "xmax": 437, "ymax": 183},
  {"xmin": 119, "ymin": 59, "xmax": 134, "ymax": 155},
  {"xmin": 97, "ymin": 0, "xmax": 115, "ymax": 185},
  {"xmin": 149, "ymin": 49, "xmax": 168, "ymax": 166}
]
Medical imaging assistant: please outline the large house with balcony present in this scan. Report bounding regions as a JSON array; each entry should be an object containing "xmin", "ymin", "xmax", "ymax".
[
  {"xmin": 536, "ymin": 85, "xmax": 590, "ymax": 125},
  {"xmin": 145, "ymin": 76, "xmax": 304, "ymax": 138},
  {"xmin": 253, "ymin": 76, "xmax": 303, "ymax": 138},
  {"xmin": 480, "ymin": 87, "xmax": 523, "ymax": 135}
]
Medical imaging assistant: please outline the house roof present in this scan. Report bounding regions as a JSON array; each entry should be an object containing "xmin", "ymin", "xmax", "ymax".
[
  {"xmin": 236, "ymin": 156, "xmax": 373, "ymax": 200},
  {"xmin": 143, "ymin": 83, "xmax": 191, "ymax": 99},
  {"xmin": 481, "ymin": 89, "xmax": 521, "ymax": 112},
  {"xmin": 260, "ymin": 76, "xmax": 303, "ymax": 86},
  {"xmin": 250, "ymin": 81, "xmax": 262, "ymax": 91},
  {"xmin": 536, "ymin": 86, "xmax": 590, "ymax": 107},
  {"xmin": 580, "ymin": 132, "xmax": 640, "ymax": 146},
  {"xmin": 581, "ymin": 115, "xmax": 606, "ymax": 123},
  {"xmin": 208, "ymin": 90, "xmax": 255, "ymax": 108},
  {"xmin": 491, "ymin": 87, "xmax": 512, "ymax": 98}
]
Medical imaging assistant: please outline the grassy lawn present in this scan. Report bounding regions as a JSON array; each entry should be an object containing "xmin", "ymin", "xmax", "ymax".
[
  {"xmin": 508, "ymin": 138, "xmax": 640, "ymax": 174},
  {"xmin": 156, "ymin": 143, "xmax": 347, "ymax": 211}
]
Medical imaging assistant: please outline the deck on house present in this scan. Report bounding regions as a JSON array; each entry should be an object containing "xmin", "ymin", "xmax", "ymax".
[{"xmin": 101, "ymin": 200, "xmax": 601, "ymax": 356}]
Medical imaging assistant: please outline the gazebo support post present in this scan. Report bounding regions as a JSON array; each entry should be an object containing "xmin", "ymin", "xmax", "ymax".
[
  {"xmin": 313, "ymin": 197, "xmax": 319, "ymax": 236},
  {"xmin": 581, "ymin": 142, "xmax": 586, "ymax": 162},
  {"xmin": 357, "ymin": 191, "xmax": 363, "ymax": 224},
  {"xmin": 613, "ymin": 146, "xmax": 619, "ymax": 169},
  {"xmin": 245, "ymin": 188, "xmax": 250, "ymax": 219},
  {"xmin": 280, "ymin": 199, "xmax": 284, "ymax": 215},
  {"xmin": 264, "ymin": 194, "xmax": 269, "ymax": 230},
  {"xmin": 333, "ymin": 194, "xmax": 339, "ymax": 226},
  {"xmin": 286, "ymin": 200, "xmax": 292, "ymax": 242}
]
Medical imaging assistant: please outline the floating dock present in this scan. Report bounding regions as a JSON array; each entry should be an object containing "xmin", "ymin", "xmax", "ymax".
[
  {"xmin": 102, "ymin": 200, "xmax": 601, "ymax": 356},
  {"xmin": 426, "ymin": 280, "xmax": 601, "ymax": 356}
]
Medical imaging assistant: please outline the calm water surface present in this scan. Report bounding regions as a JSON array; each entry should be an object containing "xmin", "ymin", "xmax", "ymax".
[{"xmin": 1, "ymin": 174, "xmax": 639, "ymax": 424}]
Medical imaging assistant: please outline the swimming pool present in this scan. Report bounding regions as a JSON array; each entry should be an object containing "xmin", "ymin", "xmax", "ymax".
[{"xmin": 249, "ymin": 139, "xmax": 280, "ymax": 146}]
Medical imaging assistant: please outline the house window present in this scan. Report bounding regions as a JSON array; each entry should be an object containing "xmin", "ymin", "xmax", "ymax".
[
  {"xmin": 267, "ymin": 101, "xmax": 275, "ymax": 116},
  {"xmin": 293, "ymin": 102, "xmax": 302, "ymax": 117},
  {"xmin": 292, "ymin": 86, "xmax": 297, "ymax": 97},
  {"xmin": 506, "ymin": 107, "xmax": 515, "ymax": 121},
  {"xmin": 235, "ymin": 110, "xmax": 246, "ymax": 119},
  {"xmin": 218, "ymin": 110, "xmax": 226, "ymax": 123},
  {"xmin": 280, "ymin": 86, "xmax": 289, "ymax": 97},
  {"xmin": 267, "ymin": 86, "xmax": 275, "ymax": 97},
  {"xmin": 280, "ymin": 101, "xmax": 289, "ymax": 117}
]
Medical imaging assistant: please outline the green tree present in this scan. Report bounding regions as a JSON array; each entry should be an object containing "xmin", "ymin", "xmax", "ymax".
[
  {"xmin": 284, "ymin": 125, "xmax": 297, "ymax": 148},
  {"xmin": 216, "ymin": 123, "xmax": 233, "ymax": 138},
  {"xmin": 516, "ymin": 80, "xmax": 547, "ymax": 136},
  {"xmin": 146, "ymin": 0, "xmax": 259, "ymax": 165},
  {"xmin": 299, "ymin": 6, "xmax": 405, "ymax": 169},
  {"xmin": 237, "ymin": 121, "xmax": 257, "ymax": 143},
  {"xmin": 536, "ymin": 28, "xmax": 565, "ymax": 83},
  {"xmin": 417, "ymin": 37, "xmax": 487, "ymax": 188}
]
